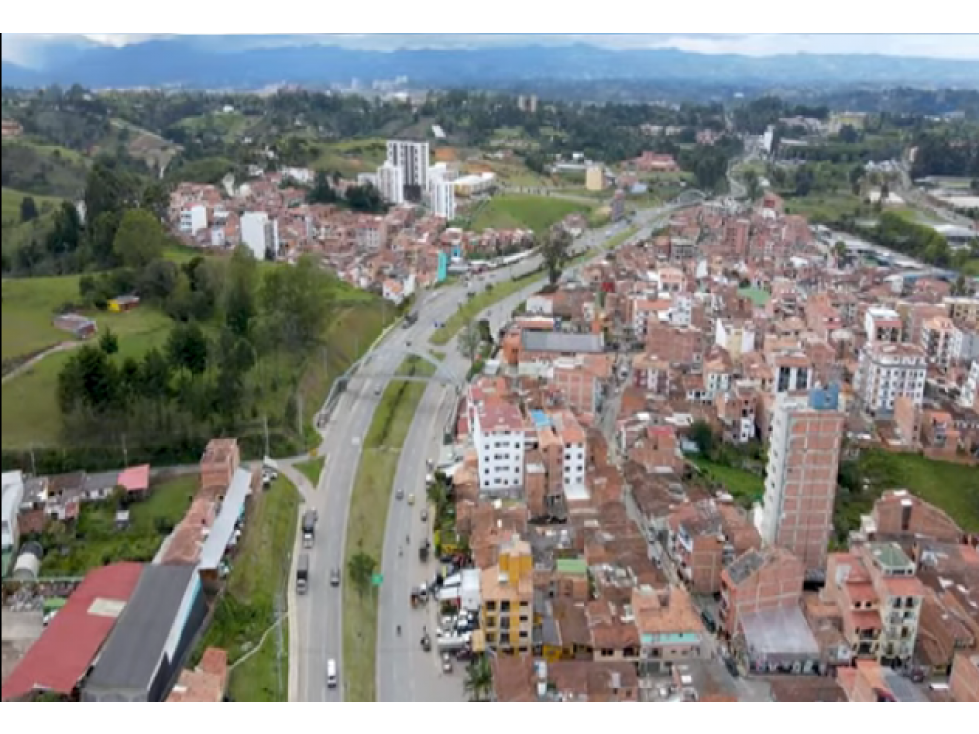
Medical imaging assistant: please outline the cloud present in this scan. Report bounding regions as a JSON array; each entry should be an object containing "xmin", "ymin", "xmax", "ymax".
[{"xmin": 4, "ymin": 33, "xmax": 979, "ymax": 65}]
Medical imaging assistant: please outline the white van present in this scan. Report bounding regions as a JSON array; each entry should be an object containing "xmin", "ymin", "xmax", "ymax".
[{"xmin": 326, "ymin": 659, "xmax": 338, "ymax": 689}]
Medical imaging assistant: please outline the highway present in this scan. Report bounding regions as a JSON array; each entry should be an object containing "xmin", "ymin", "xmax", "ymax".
[
  {"xmin": 375, "ymin": 205, "xmax": 681, "ymax": 701},
  {"xmin": 293, "ymin": 202, "xmax": 682, "ymax": 701}
]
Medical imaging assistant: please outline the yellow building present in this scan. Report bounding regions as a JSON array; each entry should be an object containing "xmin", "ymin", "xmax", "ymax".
[
  {"xmin": 480, "ymin": 535, "xmax": 533, "ymax": 654},
  {"xmin": 585, "ymin": 165, "xmax": 605, "ymax": 192}
]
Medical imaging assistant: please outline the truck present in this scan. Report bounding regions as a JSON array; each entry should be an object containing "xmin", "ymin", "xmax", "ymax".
[
  {"xmin": 302, "ymin": 510, "xmax": 317, "ymax": 549},
  {"xmin": 296, "ymin": 553, "xmax": 310, "ymax": 594},
  {"xmin": 403, "ymin": 310, "xmax": 418, "ymax": 327}
]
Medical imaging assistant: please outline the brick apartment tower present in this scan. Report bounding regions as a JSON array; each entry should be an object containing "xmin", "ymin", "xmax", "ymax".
[{"xmin": 758, "ymin": 385, "xmax": 844, "ymax": 574}]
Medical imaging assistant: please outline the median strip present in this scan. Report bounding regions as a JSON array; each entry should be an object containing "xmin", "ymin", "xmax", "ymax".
[{"xmin": 342, "ymin": 356, "xmax": 436, "ymax": 701}]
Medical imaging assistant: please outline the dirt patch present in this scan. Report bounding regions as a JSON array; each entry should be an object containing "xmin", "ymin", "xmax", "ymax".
[{"xmin": 1, "ymin": 609, "xmax": 43, "ymax": 685}]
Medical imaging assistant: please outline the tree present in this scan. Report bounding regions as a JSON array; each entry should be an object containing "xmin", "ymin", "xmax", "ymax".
[
  {"xmin": 19, "ymin": 196, "xmax": 38, "ymax": 223},
  {"xmin": 833, "ymin": 241, "xmax": 848, "ymax": 265},
  {"xmin": 112, "ymin": 208, "xmax": 166, "ymax": 269},
  {"xmin": 166, "ymin": 322, "xmax": 209, "ymax": 376},
  {"xmin": 689, "ymin": 419, "xmax": 716, "ymax": 459},
  {"xmin": 458, "ymin": 320, "xmax": 483, "ymax": 367},
  {"xmin": 307, "ymin": 170, "xmax": 338, "ymax": 204},
  {"xmin": 225, "ymin": 246, "xmax": 258, "ymax": 338},
  {"xmin": 259, "ymin": 255, "xmax": 334, "ymax": 352},
  {"xmin": 57, "ymin": 345, "xmax": 120, "ymax": 415},
  {"xmin": 743, "ymin": 170, "xmax": 761, "ymax": 202},
  {"xmin": 99, "ymin": 328, "xmax": 119, "ymax": 356},
  {"xmin": 139, "ymin": 347, "xmax": 172, "ymax": 401},
  {"xmin": 463, "ymin": 657, "xmax": 494, "ymax": 702},
  {"xmin": 347, "ymin": 551, "xmax": 376, "ymax": 598},
  {"xmin": 541, "ymin": 226, "xmax": 572, "ymax": 286}
]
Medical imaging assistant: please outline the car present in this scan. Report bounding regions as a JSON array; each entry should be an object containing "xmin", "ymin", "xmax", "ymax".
[
  {"xmin": 407, "ymin": 493, "xmax": 415, "ymax": 505},
  {"xmin": 421, "ymin": 509, "xmax": 428, "ymax": 522},
  {"xmin": 724, "ymin": 657, "xmax": 740, "ymax": 678},
  {"xmin": 330, "ymin": 568, "xmax": 341, "ymax": 587},
  {"xmin": 396, "ymin": 487, "xmax": 404, "ymax": 500},
  {"xmin": 406, "ymin": 340, "xmax": 412, "ymax": 348},
  {"xmin": 374, "ymin": 386, "xmax": 382, "ymax": 396}
]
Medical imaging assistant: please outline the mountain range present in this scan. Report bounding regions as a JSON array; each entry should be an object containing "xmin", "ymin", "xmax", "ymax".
[{"xmin": 3, "ymin": 37, "xmax": 979, "ymax": 90}]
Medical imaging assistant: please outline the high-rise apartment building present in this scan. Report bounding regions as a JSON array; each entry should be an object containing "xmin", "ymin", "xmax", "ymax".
[
  {"xmin": 385, "ymin": 139, "xmax": 430, "ymax": 199},
  {"xmin": 430, "ymin": 180, "xmax": 456, "ymax": 220},
  {"xmin": 375, "ymin": 161, "xmax": 405, "ymax": 205},
  {"xmin": 472, "ymin": 400, "xmax": 525, "ymax": 496},
  {"xmin": 758, "ymin": 386, "xmax": 844, "ymax": 574}
]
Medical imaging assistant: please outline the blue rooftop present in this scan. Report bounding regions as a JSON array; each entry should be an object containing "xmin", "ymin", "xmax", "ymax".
[{"xmin": 530, "ymin": 410, "xmax": 552, "ymax": 429}]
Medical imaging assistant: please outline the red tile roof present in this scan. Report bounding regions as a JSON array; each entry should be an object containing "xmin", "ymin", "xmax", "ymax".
[
  {"xmin": 2, "ymin": 563, "xmax": 143, "ymax": 700},
  {"xmin": 117, "ymin": 464, "xmax": 150, "ymax": 493}
]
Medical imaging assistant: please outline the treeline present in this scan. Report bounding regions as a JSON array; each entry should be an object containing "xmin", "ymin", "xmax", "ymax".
[
  {"xmin": 911, "ymin": 132, "xmax": 979, "ymax": 179},
  {"xmin": 3, "ymin": 158, "xmax": 170, "ymax": 277},
  {"xmin": 855, "ymin": 211, "xmax": 978, "ymax": 271},
  {"xmin": 56, "ymin": 247, "xmax": 340, "ymax": 461}
]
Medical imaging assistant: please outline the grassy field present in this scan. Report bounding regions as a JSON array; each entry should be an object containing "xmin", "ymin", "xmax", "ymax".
[
  {"xmin": 471, "ymin": 194, "xmax": 592, "ymax": 233},
  {"xmin": 173, "ymin": 112, "xmax": 260, "ymax": 143},
  {"xmin": 856, "ymin": 450, "xmax": 979, "ymax": 531},
  {"xmin": 430, "ymin": 269, "xmax": 542, "ymax": 346},
  {"xmin": 343, "ymin": 357, "xmax": 435, "ymax": 701},
  {"xmin": 1, "ymin": 187, "xmax": 63, "ymax": 227},
  {"xmin": 312, "ymin": 138, "xmax": 388, "ymax": 179},
  {"xmin": 781, "ymin": 192, "xmax": 867, "ymax": 223},
  {"xmin": 294, "ymin": 456, "xmax": 325, "ymax": 489},
  {"xmin": 36, "ymin": 473, "xmax": 198, "ymax": 577},
  {"xmin": 199, "ymin": 475, "xmax": 301, "ymax": 702},
  {"xmin": 688, "ymin": 457, "xmax": 765, "ymax": 508}
]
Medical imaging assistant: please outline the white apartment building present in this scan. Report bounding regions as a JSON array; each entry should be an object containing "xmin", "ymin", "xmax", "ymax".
[
  {"xmin": 280, "ymin": 166, "xmax": 314, "ymax": 185},
  {"xmin": 472, "ymin": 401, "xmax": 526, "ymax": 495},
  {"xmin": 453, "ymin": 172, "xmax": 497, "ymax": 197},
  {"xmin": 2, "ymin": 471, "xmax": 25, "ymax": 552},
  {"xmin": 855, "ymin": 342, "xmax": 927, "ymax": 416},
  {"xmin": 951, "ymin": 324, "xmax": 979, "ymax": 364},
  {"xmin": 864, "ymin": 306, "xmax": 903, "ymax": 345},
  {"xmin": 715, "ymin": 319, "xmax": 756, "ymax": 360},
  {"xmin": 179, "ymin": 204, "xmax": 207, "ymax": 235},
  {"xmin": 669, "ymin": 294, "xmax": 693, "ymax": 327},
  {"xmin": 430, "ymin": 180, "xmax": 457, "ymax": 220},
  {"xmin": 240, "ymin": 212, "xmax": 279, "ymax": 261},
  {"xmin": 386, "ymin": 139, "xmax": 430, "ymax": 194},
  {"xmin": 960, "ymin": 360, "xmax": 979, "ymax": 410},
  {"xmin": 376, "ymin": 161, "xmax": 405, "ymax": 205}
]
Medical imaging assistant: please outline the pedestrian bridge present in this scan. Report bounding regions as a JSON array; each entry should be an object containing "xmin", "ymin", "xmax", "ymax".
[{"xmin": 343, "ymin": 348, "xmax": 467, "ymax": 390}]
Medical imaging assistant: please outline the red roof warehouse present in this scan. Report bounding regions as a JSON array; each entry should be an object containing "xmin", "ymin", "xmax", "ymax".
[{"xmin": 2, "ymin": 562, "xmax": 143, "ymax": 701}]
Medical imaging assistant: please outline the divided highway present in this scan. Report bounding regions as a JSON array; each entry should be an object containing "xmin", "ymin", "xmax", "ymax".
[{"xmin": 293, "ymin": 203, "xmax": 682, "ymax": 701}]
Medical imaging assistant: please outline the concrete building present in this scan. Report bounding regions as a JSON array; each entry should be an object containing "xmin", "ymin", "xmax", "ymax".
[
  {"xmin": 179, "ymin": 204, "xmax": 207, "ymax": 236},
  {"xmin": 240, "ymin": 211, "xmax": 278, "ymax": 261},
  {"xmin": 376, "ymin": 161, "xmax": 405, "ymax": 205},
  {"xmin": 633, "ymin": 585, "xmax": 707, "ymax": 676},
  {"xmin": 386, "ymin": 139, "xmax": 430, "ymax": 198},
  {"xmin": 2, "ymin": 471, "xmax": 25, "ymax": 563},
  {"xmin": 920, "ymin": 315, "xmax": 955, "ymax": 368},
  {"xmin": 950, "ymin": 652, "xmax": 979, "ymax": 702},
  {"xmin": 480, "ymin": 535, "xmax": 533, "ymax": 654},
  {"xmin": 864, "ymin": 306, "xmax": 903, "ymax": 345},
  {"xmin": 944, "ymin": 296, "xmax": 979, "ymax": 325},
  {"xmin": 960, "ymin": 360, "xmax": 979, "ymax": 410},
  {"xmin": 585, "ymin": 165, "xmax": 605, "ymax": 192},
  {"xmin": 430, "ymin": 180, "xmax": 457, "ymax": 221},
  {"xmin": 472, "ymin": 400, "xmax": 526, "ymax": 496},
  {"xmin": 950, "ymin": 324, "xmax": 979, "ymax": 364},
  {"xmin": 824, "ymin": 542, "xmax": 924, "ymax": 666},
  {"xmin": 758, "ymin": 386, "xmax": 844, "ymax": 574},
  {"xmin": 715, "ymin": 319, "xmax": 756, "ymax": 360},
  {"xmin": 719, "ymin": 547, "xmax": 805, "ymax": 639},
  {"xmin": 855, "ymin": 342, "xmax": 927, "ymax": 416}
]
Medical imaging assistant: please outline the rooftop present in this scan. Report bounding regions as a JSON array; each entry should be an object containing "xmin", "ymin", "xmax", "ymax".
[
  {"xmin": 2, "ymin": 563, "xmax": 143, "ymax": 701},
  {"xmin": 740, "ymin": 605, "xmax": 820, "ymax": 658},
  {"xmin": 84, "ymin": 564, "xmax": 198, "ymax": 695},
  {"xmin": 521, "ymin": 331, "xmax": 604, "ymax": 354}
]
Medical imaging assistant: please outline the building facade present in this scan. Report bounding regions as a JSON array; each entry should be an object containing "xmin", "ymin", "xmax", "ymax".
[
  {"xmin": 759, "ymin": 387, "xmax": 844, "ymax": 574},
  {"xmin": 855, "ymin": 343, "xmax": 927, "ymax": 416}
]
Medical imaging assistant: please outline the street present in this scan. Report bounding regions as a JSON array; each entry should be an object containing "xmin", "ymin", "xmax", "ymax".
[{"xmin": 292, "ymin": 202, "xmax": 683, "ymax": 701}]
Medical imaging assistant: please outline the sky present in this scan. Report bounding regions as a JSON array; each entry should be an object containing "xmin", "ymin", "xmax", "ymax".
[{"xmin": 4, "ymin": 34, "xmax": 979, "ymax": 66}]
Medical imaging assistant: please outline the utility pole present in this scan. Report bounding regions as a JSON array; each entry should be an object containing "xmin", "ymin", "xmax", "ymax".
[
  {"xmin": 122, "ymin": 434, "xmax": 129, "ymax": 467},
  {"xmin": 296, "ymin": 393, "xmax": 304, "ymax": 439},
  {"xmin": 29, "ymin": 445, "xmax": 37, "ymax": 477}
]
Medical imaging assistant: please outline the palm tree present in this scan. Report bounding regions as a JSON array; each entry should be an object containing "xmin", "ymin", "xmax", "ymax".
[{"xmin": 463, "ymin": 656, "xmax": 494, "ymax": 702}]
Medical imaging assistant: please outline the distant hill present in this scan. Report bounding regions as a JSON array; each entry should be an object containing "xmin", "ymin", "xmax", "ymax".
[
  {"xmin": 1, "ymin": 61, "xmax": 40, "ymax": 88},
  {"xmin": 5, "ymin": 39, "xmax": 979, "ymax": 90}
]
